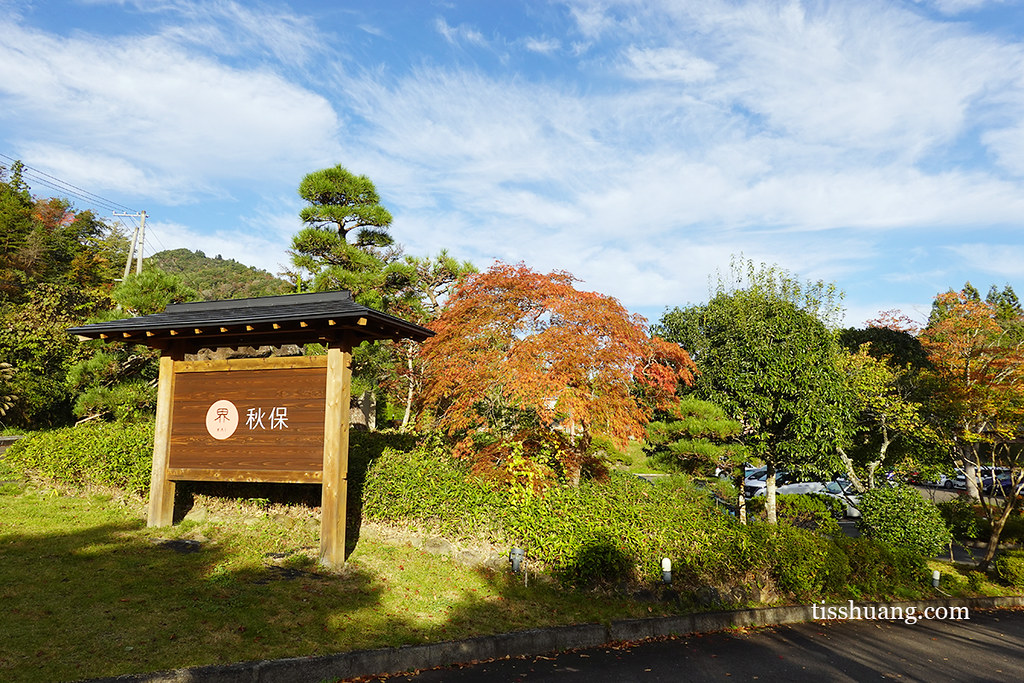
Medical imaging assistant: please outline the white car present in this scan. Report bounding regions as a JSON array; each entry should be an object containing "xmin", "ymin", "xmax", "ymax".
[{"xmin": 754, "ymin": 480, "xmax": 861, "ymax": 518}]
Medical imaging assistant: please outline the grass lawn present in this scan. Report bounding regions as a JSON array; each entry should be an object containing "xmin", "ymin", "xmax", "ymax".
[{"xmin": 0, "ymin": 481, "xmax": 675, "ymax": 682}]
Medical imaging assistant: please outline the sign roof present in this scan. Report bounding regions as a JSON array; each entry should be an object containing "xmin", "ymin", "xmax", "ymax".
[{"xmin": 68, "ymin": 290, "xmax": 433, "ymax": 351}]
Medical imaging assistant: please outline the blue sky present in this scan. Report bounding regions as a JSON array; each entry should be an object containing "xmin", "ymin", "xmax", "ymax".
[{"xmin": 2, "ymin": 0, "xmax": 1024, "ymax": 327}]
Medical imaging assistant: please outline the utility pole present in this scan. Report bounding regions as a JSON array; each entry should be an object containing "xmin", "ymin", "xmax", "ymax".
[{"xmin": 114, "ymin": 211, "xmax": 147, "ymax": 279}]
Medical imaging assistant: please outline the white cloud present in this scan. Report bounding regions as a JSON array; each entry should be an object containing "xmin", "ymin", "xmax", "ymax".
[
  {"xmin": 96, "ymin": 0, "xmax": 327, "ymax": 67},
  {"xmin": 949, "ymin": 243, "xmax": 1024, "ymax": 278},
  {"xmin": 623, "ymin": 46, "xmax": 717, "ymax": 82},
  {"xmin": 434, "ymin": 17, "xmax": 486, "ymax": 47},
  {"xmin": 16, "ymin": 143, "xmax": 196, "ymax": 204},
  {"xmin": 0, "ymin": 20, "xmax": 342, "ymax": 200},
  {"xmin": 524, "ymin": 37, "xmax": 561, "ymax": 54}
]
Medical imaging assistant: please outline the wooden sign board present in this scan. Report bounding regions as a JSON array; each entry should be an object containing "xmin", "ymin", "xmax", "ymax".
[
  {"xmin": 166, "ymin": 357, "xmax": 328, "ymax": 483},
  {"xmin": 147, "ymin": 351, "xmax": 353, "ymax": 568}
]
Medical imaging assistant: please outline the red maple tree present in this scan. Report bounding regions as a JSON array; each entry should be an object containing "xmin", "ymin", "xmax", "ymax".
[{"xmin": 420, "ymin": 263, "xmax": 696, "ymax": 455}]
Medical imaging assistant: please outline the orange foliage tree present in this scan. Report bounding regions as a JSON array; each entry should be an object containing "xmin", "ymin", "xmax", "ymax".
[
  {"xmin": 920, "ymin": 290, "xmax": 1024, "ymax": 568},
  {"xmin": 419, "ymin": 263, "xmax": 695, "ymax": 488}
]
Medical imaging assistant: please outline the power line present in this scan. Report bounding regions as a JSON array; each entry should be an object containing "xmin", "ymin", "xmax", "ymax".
[
  {"xmin": 0, "ymin": 152, "xmax": 137, "ymax": 213},
  {"xmin": 1, "ymin": 153, "xmax": 206, "ymax": 290}
]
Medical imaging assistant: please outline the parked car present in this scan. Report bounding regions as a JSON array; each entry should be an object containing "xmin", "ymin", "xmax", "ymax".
[
  {"xmin": 979, "ymin": 469, "xmax": 1023, "ymax": 497},
  {"xmin": 820, "ymin": 480, "xmax": 862, "ymax": 518},
  {"xmin": 937, "ymin": 470, "xmax": 963, "ymax": 489},
  {"xmin": 743, "ymin": 470, "xmax": 794, "ymax": 498},
  {"xmin": 715, "ymin": 463, "xmax": 761, "ymax": 480},
  {"xmin": 752, "ymin": 480, "xmax": 861, "ymax": 518}
]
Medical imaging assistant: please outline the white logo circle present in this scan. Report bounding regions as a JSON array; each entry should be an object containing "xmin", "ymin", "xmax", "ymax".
[{"xmin": 205, "ymin": 400, "xmax": 239, "ymax": 440}]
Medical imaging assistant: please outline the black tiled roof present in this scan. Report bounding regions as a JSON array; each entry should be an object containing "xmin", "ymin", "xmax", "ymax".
[{"xmin": 67, "ymin": 290, "xmax": 433, "ymax": 348}]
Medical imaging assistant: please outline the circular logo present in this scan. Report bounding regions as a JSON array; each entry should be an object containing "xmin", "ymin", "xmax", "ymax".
[{"xmin": 205, "ymin": 400, "xmax": 239, "ymax": 440}]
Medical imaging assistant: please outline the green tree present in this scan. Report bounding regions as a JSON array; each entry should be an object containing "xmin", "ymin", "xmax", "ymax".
[
  {"xmin": 645, "ymin": 397, "xmax": 745, "ymax": 475},
  {"xmin": 110, "ymin": 266, "xmax": 198, "ymax": 316},
  {"xmin": 64, "ymin": 267, "xmax": 197, "ymax": 423},
  {"xmin": 289, "ymin": 165, "xmax": 423, "ymax": 426},
  {"xmin": 836, "ymin": 344, "xmax": 937, "ymax": 491},
  {"xmin": 657, "ymin": 259, "xmax": 852, "ymax": 523},
  {"xmin": 298, "ymin": 165, "xmax": 393, "ymax": 245},
  {"xmin": 644, "ymin": 397, "xmax": 749, "ymax": 518},
  {"xmin": 289, "ymin": 165, "xmax": 415, "ymax": 312},
  {"xmin": 0, "ymin": 162, "xmax": 125, "ymax": 305},
  {"xmin": 387, "ymin": 251, "xmax": 477, "ymax": 429},
  {"xmin": 0, "ymin": 285, "xmax": 99, "ymax": 427}
]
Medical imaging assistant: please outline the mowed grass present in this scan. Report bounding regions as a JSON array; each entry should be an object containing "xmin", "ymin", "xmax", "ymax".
[{"xmin": 0, "ymin": 482, "xmax": 670, "ymax": 682}]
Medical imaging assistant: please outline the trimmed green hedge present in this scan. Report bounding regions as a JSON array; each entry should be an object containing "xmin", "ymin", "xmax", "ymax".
[
  {"xmin": 993, "ymin": 550, "xmax": 1024, "ymax": 589},
  {"xmin": 362, "ymin": 445, "xmax": 930, "ymax": 599},
  {"xmin": 1, "ymin": 423, "xmax": 418, "ymax": 498},
  {"xmin": 2, "ymin": 420, "xmax": 155, "ymax": 492}
]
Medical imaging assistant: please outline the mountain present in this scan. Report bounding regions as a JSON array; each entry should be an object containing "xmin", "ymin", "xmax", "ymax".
[{"xmin": 149, "ymin": 249, "xmax": 292, "ymax": 301}]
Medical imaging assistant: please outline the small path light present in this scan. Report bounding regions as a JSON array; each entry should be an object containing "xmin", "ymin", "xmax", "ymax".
[
  {"xmin": 661, "ymin": 557, "xmax": 672, "ymax": 584},
  {"xmin": 932, "ymin": 569, "xmax": 941, "ymax": 588},
  {"xmin": 509, "ymin": 547, "xmax": 525, "ymax": 573}
]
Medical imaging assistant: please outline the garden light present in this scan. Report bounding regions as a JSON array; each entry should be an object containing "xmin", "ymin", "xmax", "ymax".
[
  {"xmin": 932, "ymin": 569, "xmax": 941, "ymax": 588},
  {"xmin": 661, "ymin": 557, "xmax": 672, "ymax": 584},
  {"xmin": 509, "ymin": 547, "xmax": 525, "ymax": 573}
]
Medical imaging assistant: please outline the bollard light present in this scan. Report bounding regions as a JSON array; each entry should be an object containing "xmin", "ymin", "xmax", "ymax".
[
  {"xmin": 932, "ymin": 569, "xmax": 941, "ymax": 588},
  {"xmin": 509, "ymin": 547, "xmax": 525, "ymax": 573},
  {"xmin": 661, "ymin": 557, "xmax": 672, "ymax": 584}
]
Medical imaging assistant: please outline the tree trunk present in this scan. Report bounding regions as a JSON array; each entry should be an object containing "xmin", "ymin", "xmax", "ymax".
[
  {"xmin": 400, "ymin": 346, "xmax": 415, "ymax": 431},
  {"xmin": 838, "ymin": 447, "xmax": 867, "ymax": 493},
  {"xmin": 965, "ymin": 462, "xmax": 981, "ymax": 502},
  {"xmin": 765, "ymin": 462, "xmax": 777, "ymax": 525},
  {"xmin": 979, "ymin": 500, "xmax": 1016, "ymax": 571},
  {"xmin": 867, "ymin": 461, "xmax": 879, "ymax": 490},
  {"xmin": 735, "ymin": 471, "xmax": 747, "ymax": 525}
]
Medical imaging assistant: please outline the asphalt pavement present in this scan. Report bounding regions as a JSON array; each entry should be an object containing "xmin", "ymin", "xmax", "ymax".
[{"xmin": 389, "ymin": 607, "xmax": 1024, "ymax": 683}]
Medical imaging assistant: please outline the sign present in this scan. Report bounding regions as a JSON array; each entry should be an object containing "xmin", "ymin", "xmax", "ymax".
[{"xmin": 166, "ymin": 357, "xmax": 328, "ymax": 482}]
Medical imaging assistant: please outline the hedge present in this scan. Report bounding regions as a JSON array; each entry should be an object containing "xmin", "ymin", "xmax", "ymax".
[
  {"xmin": 362, "ymin": 445, "xmax": 930, "ymax": 599},
  {"xmin": 2, "ymin": 420, "xmax": 155, "ymax": 492}
]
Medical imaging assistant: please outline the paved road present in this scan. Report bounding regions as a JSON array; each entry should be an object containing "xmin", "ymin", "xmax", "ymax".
[{"xmin": 383, "ymin": 608, "xmax": 1024, "ymax": 683}]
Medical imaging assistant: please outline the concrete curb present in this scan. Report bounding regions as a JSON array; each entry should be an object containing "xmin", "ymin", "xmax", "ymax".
[{"xmin": 85, "ymin": 595, "xmax": 1024, "ymax": 683}]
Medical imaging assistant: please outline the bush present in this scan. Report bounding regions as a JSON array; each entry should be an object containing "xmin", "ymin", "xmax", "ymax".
[
  {"xmin": 992, "ymin": 550, "xmax": 1024, "ymax": 589},
  {"xmin": 748, "ymin": 493, "xmax": 841, "ymax": 534},
  {"xmin": 838, "ymin": 536, "xmax": 928, "ymax": 597},
  {"xmin": 3, "ymin": 421, "xmax": 155, "ymax": 492},
  {"xmin": 857, "ymin": 485, "xmax": 952, "ymax": 557},
  {"xmin": 362, "ymin": 444, "xmax": 929, "ymax": 600},
  {"xmin": 937, "ymin": 498, "xmax": 983, "ymax": 541},
  {"xmin": 3, "ymin": 424, "xmax": 418, "ymax": 499},
  {"xmin": 998, "ymin": 513, "xmax": 1024, "ymax": 545},
  {"xmin": 769, "ymin": 523, "xmax": 850, "ymax": 597}
]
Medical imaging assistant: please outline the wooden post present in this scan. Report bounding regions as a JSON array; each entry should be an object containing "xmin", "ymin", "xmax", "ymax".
[
  {"xmin": 320, "ymin": 341, "xmax": 353, "ymax": 568},
  {"xmin": 147, "ymin": 354, "xmax": 177, "ymax": 527}
]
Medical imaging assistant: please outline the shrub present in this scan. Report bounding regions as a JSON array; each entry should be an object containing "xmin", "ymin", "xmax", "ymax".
[
  {"xmin": 857, "ymin": 485, "xmax": 952, "ymax": 557},
  {"xmin": 4, "ymin": 424, "xmax": 418, "ymax": 499},
  {"xmin": 992, "ymin": 550, "xmax": 1024, "ymax": 589},
  {"xmin": 769, "ymin": 523, "xmax": 850, "ymax": 597},
  {"xmin": 998, "ymin": 513, "xmax": 1024, "ymax": 545},
  {"xmin": 3, "ymin": 421, "xmax": 155, "ymax": 492},
  {"xmin": 937, "ymin": 498, "xmax": 983, "ymax": 541},
  {"xmin": 747, "ymin": 493, "xmax": 841, "ymax": 535},
  {"xmin": 560, "ymin": 530, "xmax": 634, "ymax": 587},
  {"xmin": 362, "ymin": 444, "xmax": 925, "ymax": 601},
  {"xmin": 838, "ymin": 536, "xmax": 928, "ymax": 597}
]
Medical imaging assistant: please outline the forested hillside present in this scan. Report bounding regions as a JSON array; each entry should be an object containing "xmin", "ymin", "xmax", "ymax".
[{"xmin": 150, "ymin": 248, "xmax": 290, "ymax": 300}]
